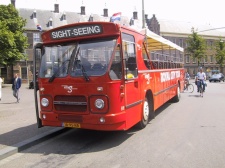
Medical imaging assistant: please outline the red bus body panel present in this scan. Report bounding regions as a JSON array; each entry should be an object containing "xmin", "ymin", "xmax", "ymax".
[{"xmin": 36, "ymin": 22, "xmax": 184, "ymax": 131}]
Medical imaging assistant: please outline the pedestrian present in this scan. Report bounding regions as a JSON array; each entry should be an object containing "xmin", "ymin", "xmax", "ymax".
[
  {"xmin": 0, "ymin": 76, "xmax": 3, "ymax": 101},
  {"xmin": 12, "ymin": 73, "xmax": 22, "ymax": 103},
  {"xmin": 184, "ymin": 69, "xmax": 190, "ymax": 88}
]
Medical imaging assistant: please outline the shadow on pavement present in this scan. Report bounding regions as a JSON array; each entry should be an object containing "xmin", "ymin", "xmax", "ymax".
[{"xmin": 0, "ymin": 124, "xmax": 54, "ymax": 149}]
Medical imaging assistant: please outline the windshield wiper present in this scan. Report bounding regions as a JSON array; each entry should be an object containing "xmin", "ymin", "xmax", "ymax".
[
  {"xmin": 81, "ymin": 64, "xmax": 90, "ymax": 81},
  {"xmin": 72, "ymin": 46, "xmax": 89, "ymax": 82},
  {"xmin": 48, "ymin": 60, "xmax": 69, "ymax": 83}
]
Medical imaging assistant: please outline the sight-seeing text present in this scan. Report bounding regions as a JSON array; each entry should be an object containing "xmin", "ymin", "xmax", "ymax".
[{"xmin": 51, "ymin": 25, "xmax": 103, "ymax": 40}]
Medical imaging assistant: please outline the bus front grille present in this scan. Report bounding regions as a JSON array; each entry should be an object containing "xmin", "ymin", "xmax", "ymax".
[{"xmin": 54, "ymin": 95, "xmax": 87, "ymax": 112}]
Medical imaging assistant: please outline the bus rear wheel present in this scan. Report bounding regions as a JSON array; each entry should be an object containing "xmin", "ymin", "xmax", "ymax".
[{"xmin": 171, "ymin": 85, "xmax": 180, "ymax": 103}]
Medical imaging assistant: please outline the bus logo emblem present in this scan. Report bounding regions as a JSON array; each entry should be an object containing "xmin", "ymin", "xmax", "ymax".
[{"xmin": 62, "ymin": 85, "xmax": 77, "ymax": 93}]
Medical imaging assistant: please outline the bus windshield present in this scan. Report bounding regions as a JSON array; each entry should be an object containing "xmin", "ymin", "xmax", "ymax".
[{"xmin": 39, "ymin": 38, "xmax": 116, "ymax": 79}]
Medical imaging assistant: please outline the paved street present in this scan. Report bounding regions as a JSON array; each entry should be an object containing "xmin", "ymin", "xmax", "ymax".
[
  {"xmin": 0, "ymin": 84, "xmax": 55, "ymax": 150},
  {"xmin": 0, "ymin": 80, "xmax": 225, "ymax": 168}
]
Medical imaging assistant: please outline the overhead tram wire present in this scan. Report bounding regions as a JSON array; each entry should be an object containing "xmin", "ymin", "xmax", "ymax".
[{"xmin": 197, "ymin": 27, "xmax": 225, "ymax": 33}]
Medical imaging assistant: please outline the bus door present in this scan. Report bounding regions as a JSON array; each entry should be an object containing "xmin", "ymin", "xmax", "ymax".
[
  {"xmin": 33, "ymin": 43, "xmax": 43, "ymax": 128},
  {"xmin": 122, "ymin": 33, "xmax": 141, "ymax": 125}
]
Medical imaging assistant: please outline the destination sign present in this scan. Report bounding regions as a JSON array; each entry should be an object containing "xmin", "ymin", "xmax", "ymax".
[{"xmin": 51, "ymin": 25, "xmax": 103, "ymax": 40}]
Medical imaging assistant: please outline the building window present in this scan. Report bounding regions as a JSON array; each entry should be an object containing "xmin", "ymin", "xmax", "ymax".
[
  {"xmin": 192, "ymin": 57, "xmax": 196, "ymax": 64},
  {"xmin": 185, "ymin": 54, "xmax": 190, "ymax": 63},
  {"xmin": 200, "ymin": 58, "xmax": 204, "ymax": 65},
  {"xmin": 33, "ymin": 33, "xmax": 40, "ymax": 43},
  {"xmin": 21, "ymin": 67, "xmax": 27, "ymax": 79},
  {"xmin": 179, "ymin": 39, "xmax": 183, "ymax": 47},
  {"xmin": 173, "ymin": 38, "xmax": 176, "ymax": 44},
  {"xmin": 210, "ymin": 55, "xmax": 214, "ymax": 63},
  {"xmin": 180, "ymin": 53, "xmax": 183, "ymax": 62},
  {"xmin": 173, "ymin": 54, "xmax": 176, "ymax": 62},
  {"xmin": 208, "ymin": 41, "xmax": 213, "ymax": 49},
  {"xmin": 205, "ymin": 56, "xmax": 208, "ymax": 63},
  {"xmin": 185, "ymin": 41, "xmax": 189, "ymax": 48}
]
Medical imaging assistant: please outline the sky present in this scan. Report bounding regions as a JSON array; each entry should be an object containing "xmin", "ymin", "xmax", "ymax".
[{"xmin": 1, "ymin": 0, "xmax": 225, "ymax": 31}]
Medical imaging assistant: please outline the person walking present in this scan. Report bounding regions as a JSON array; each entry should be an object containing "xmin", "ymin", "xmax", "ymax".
[
  {"xmin": 0, "ymin": 76, "xmax": 3, "ymax": 101},
  {"xmin": 12, "ymin": 73, "xmax": 22, "ymax": 103}
]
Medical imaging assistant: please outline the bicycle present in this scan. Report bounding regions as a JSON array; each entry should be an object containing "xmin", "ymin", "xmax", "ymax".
[
  {"xmin": 184, "ymin": 81, "xmax": 194, "ymax": 93},
  {"xmin": 197, "ymin": 80, "xmax": 204, "ymax": 97}
]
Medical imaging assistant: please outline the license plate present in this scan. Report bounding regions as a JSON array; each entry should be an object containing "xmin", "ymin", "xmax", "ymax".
[{"xmin": 64, "ymin": 122, "xmax": 81, "ymax": 128}]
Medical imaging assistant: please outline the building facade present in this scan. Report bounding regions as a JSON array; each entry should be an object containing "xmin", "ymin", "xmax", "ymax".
[
  {"xmin": 1, "ymin": 1, "xmax": 225, "ymax": 83},
  {"xmin": 150, "ymin": 19, "xmax": 225, "ymax": 77}
]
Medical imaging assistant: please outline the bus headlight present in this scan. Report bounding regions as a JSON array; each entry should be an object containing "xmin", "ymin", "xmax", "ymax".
[
  {"xmin": 89, "ymin": 95, "xmax": 109, "ymax": 113},
  {"xmin": 41, "ymin": 98, "xmax": 49, "ymax": 107},
  {"xmin": 95, "ymin": 99, "xmax": 104, "ymax": 109}
]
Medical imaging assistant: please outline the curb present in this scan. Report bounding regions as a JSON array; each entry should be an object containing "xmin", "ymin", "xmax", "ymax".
[{"xmin": 0, "ymin": 127, "xmax": 68, "ymax": 161}]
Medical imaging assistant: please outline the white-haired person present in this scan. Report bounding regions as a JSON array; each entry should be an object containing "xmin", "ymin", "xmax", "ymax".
[{"xmin": 195, "ymin": 67, "xmax": 206, "ymax": 92}]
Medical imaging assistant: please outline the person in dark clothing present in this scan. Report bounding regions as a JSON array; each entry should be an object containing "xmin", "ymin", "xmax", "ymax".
[{"xmin": 12, "ymin": 73, "xmax": 22, "ymax": 103}]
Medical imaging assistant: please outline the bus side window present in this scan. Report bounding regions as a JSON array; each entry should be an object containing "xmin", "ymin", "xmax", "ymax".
[
  {"xmin": 127, "ymin": 56, "xmax": 137, "ymax": 74},
  {"xmin": 121, "ymin": 33, "xmax": 138, "ymax": 79},
  {"xmin": 109, "ymin": 45, "xmax": 122, "ymax": 80},
  {"xmin": 142, "ymin": 43, "xmax": 151, "ymax": 69},
  {"xmin": 110, "ymin": 62, "xmax": 122, "ymax": 79}
]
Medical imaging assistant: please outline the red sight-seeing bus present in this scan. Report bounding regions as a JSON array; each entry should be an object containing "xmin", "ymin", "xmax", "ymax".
[{"xmin": 33, "ymin": 22, "xmax": 185, "ymax": 131}]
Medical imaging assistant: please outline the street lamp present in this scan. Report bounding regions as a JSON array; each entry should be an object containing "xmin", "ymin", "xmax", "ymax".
[{"xmin": 142, "ymin": 0, "xmax": 145, "ymax": 28}]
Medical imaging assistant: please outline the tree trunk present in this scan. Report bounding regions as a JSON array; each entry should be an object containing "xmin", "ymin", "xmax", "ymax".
[{"xmin": 10, "ymin": 64, "xmax": 14, "ymax": 84}]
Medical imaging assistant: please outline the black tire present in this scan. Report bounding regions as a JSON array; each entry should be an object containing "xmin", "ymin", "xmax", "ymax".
[
  {"xmin": 171, "ymin": 85, "xmax": 180, "ymax": 102},
  {"xmin": 137, "ymin": 97, "xmax": 154, "ymax": 129}
]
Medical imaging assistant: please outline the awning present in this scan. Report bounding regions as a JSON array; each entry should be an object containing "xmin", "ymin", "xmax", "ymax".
[{"xmin": 140, "ymin": 29, "xmax": 184, "ymax": 52}]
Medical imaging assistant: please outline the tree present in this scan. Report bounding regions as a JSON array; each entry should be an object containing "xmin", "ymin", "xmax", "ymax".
[
  {"xmin": 0, "ymin": 4, "xmax": 28, "ymax": 66},
  {"xmin": 214, "ymin": 39, "xmax": 225, "ymax": 72},
  {"xmin": 185, "ymin": 28, "xmax": 207, "ymax": 66}
]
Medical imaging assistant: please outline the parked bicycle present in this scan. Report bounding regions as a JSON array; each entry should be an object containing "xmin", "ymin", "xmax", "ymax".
[{"xmin": 183, "ymin": 81, "xmax": 194, "ymax": 93}]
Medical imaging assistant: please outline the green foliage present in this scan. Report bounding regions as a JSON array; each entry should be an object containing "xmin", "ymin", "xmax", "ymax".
[
  {"xmin": 0, "ymin": 4, "xmax": 28, "ymax": 66},
  {"xmin": 185, "ymin": 28, "xmax": 207, "ymax": 66},
  {"xmin": 215, "ymin": 39, "xmax": 225, "ymax": 69}
]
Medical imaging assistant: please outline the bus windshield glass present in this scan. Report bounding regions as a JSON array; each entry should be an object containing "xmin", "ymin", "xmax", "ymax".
[{"xmin": 39, "ymin": 38, "xmax": 116, "ymax": 78}]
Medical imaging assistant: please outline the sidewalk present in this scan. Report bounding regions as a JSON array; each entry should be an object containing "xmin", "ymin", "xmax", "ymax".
[{"xmin": 0, "ymin": 84, "xmax": 65, "ymax": 160}]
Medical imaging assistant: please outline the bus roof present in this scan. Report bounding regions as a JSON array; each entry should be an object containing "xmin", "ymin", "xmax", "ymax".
[{"xmin": 140, "ymin": 29, "xmax": 184, "ymax": 52}]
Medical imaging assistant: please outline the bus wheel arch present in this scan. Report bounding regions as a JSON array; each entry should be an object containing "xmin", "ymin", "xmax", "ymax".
[{"xmin": 137, "ymin": 90, "xmax": 155, "ymax": 129}]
